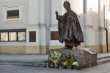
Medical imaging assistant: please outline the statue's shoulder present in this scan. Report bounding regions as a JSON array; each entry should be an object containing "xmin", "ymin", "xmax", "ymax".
[{"xmin": 71, "ymin": 11, "xmax": 77, "ymax": 16}]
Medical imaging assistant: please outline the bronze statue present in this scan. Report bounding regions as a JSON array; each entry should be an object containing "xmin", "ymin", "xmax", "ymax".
[{"xmin": 56, "ymin": 1, "xmax": 84, "ymax": 48}]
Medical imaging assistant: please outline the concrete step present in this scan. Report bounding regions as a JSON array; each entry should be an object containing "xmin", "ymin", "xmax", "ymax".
[
  {"xmin": 97, "ymin": 57, "xmax": 110, "ymax": 64},
  {"xmin": 97, "ymin": 53, "xmax": 110, "ymax": 64}
]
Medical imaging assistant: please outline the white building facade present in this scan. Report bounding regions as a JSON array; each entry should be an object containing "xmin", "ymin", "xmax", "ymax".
[{"xmin": 0, "ymin": 0, "xmax": 109, "ymax": 54}]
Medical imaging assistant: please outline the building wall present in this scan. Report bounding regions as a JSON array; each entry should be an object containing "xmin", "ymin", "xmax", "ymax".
[
  {"xmin": 0, "ymin": 0, "xmax": 28, "ymax": 29},
  {"xmin": 79, "ymin": 0, "xmax": 110, "ymax": 53},
  {"xmin": 0, "ymin": 0, "xmax": 47, "ymax": 54},
  {"xmin": 0, "ymin": 0, "xmax": 109, "ymax": 54}
]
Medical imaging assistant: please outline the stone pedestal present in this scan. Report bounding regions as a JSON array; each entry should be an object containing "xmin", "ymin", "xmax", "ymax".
[{"xmin": 73, "ymin": 48, "xmax": 97, "ymax": 68}]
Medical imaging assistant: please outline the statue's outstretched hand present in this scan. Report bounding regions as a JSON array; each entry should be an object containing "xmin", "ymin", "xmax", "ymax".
[
  {"xmin": 55, "ymin": 11, "xmax": 59, "ymax": 19},
  {"xmin": 56, "ymin": 11, "xmax": 58, "ymax": 15}
]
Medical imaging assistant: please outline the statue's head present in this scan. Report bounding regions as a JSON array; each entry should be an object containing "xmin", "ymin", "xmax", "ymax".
[{"xmin": 63, "ymin": 1, "xmax": 71, "ymax": 11}]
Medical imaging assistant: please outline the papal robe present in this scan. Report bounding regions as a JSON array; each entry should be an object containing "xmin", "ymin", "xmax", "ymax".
[{"xmin": 56, "ymin": 10, "xmax": 84, "ymax": 46}]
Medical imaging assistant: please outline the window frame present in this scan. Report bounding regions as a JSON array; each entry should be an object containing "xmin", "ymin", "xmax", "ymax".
[
  {"xmin": 29, "ymin": 31, "xmax": 36, "ymax": 42},
  {"xmin": 51, "ymin": 31, "xmax": 59, "ymax": 40},
  {"xmin": 9, "ymin": 32, "xmax": 17, "ymax": 42},
  {"xmin": 0, "ymin": 29, "xmax": 26, "ymax": 42},
  {"xmin": 0, "ymin": 32, "xmax": 8, "ymax": 42},
  {"xmin": 7, "ymin": 9, "xmax": 19, "ymax": 19},
  {"xmin": 17, "ymin": 31, "xmax": 26, "ymax": 42}
]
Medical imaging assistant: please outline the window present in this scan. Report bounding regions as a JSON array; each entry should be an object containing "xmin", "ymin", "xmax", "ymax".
[
  {"xmin": 51, "ymin": 31, "xmax": 59, "ymax": 40},
  {"xmin": 0, "ymin": 29, "xmax": 26, "ymax": 42},
  {"xmin": 9, "ymin": 32, "xmax": 17, "ymax": 41},
  {"xmin": 29, "ymin": 31, "xmax": 36, "ymax": 42},
  {"xmin": 18, "ymin": 32, "xmax": 26, "ymax": 41},
  {"xmin": 1, "ymin": 32, "xmax": 8, "ymax": 41},
  {"xmin": 7, "ymin": 10, "xmax": 19, "ymax": 19}
]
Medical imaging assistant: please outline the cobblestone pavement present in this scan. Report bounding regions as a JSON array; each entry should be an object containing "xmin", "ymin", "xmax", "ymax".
[{"xmin": 0, "ymin": 62, "xmax": 110, "ymax": 73}]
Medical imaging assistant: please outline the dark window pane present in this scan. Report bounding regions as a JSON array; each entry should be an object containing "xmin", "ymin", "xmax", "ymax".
[
  {"xmin": 7, "ymin": 10, "xmax": 19, "ymax": 19},
  {"xmin": 29, "ymin": 31, "xmax": 36, "ymax": 42},
  {"xmin": 51, "ymin": 31, "xmax": 59, "ymax": 40}
]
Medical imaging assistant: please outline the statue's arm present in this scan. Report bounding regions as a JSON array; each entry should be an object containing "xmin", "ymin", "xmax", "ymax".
[{"xmin": 55, "ymin": 11, "xmax": 63, "ymax": 21}]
